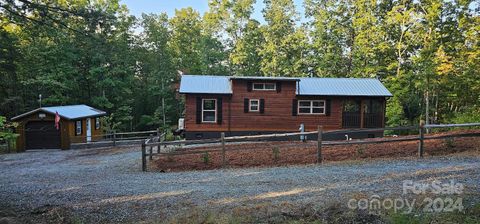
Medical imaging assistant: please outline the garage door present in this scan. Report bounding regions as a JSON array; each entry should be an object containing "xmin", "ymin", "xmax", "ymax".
[{"xmin": 25, "ymin": 121, "xmax": 61, "ymax": 150}]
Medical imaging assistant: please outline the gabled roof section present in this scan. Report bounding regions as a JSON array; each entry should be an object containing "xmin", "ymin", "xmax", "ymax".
[
  {"xmin": 12, "ymin": 105, "xmax": 107, "ymax": 121},
  {"xmin": 179, "ymin": 75, "xmax": 232, "ymax": 94},
  {"xmin": 297, "ymin": 78, "xmax": 392, "ymax": 97}
]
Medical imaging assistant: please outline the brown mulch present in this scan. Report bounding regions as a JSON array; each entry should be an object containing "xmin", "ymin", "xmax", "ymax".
[{"xmin": 153, "ymin": 130, "xmax": 480, "ymax": 172}]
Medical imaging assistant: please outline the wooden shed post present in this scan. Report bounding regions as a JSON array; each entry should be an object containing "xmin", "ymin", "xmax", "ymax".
[
  {"xmin": 418, "ymin": 120, "xmax": 425, "ymax": 158},
  {"xmin": 141, "ymin": 143, "xmax": 147, "ymax": 172},
  {"xmin": 317, "ymin": 126, "xmax": 323, "ymax": 164},
  {"xmin": 221, "ymin": 132, "xmax": 226, "ymax": 168}
]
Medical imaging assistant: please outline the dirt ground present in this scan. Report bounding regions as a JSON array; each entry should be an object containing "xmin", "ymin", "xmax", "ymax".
[
  {"xmin": 154, "ymin": 130, "xmax": 480, "ymax": 172},
  {"xmin": 1, "ymin": 140, "xmax": 479, "ymax": 223}
]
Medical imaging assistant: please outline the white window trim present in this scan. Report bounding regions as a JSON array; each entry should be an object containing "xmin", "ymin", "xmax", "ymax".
[
  {"xmin": 75, "ymin": 120, "xmax": 82, "ymax": 135},
  {"xmin": 249, "ymin": 99, "xmax": 260, "ymax": 112},
  {"xmin": 201, "ymin": 99, "xmax": 217, "ymax": 123},
  {"xmin": 298, "ymin": 100, "xmax": 326, "ymax": 115},
  {"xmin": 95, "ymin": 118, "xmax": 100, "ymax": 130},
  {"xmin": 252, "ymin": 82, "xmax": 276, "ymax": 91}
]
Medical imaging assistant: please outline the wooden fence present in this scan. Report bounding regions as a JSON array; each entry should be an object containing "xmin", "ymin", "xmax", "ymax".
[
  {"xmin": 71, "ymin": 129, "xmax": 162, "ymax": 149},
  {"xmin": 140, "ymin": 122, "xmax": 480, "ymax": 171}
]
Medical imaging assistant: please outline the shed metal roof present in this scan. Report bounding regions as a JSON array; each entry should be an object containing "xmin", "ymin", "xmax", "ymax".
[
  {"xmin": 179, "ymin": 75, "xmax": 392, "ymax": 97},
  {"xmin": 179, "ymin": 75, "xmax": 232, "ymax": 94},
  {"xmin": 12, "ymin": 105, "xmax": 107, "ymax": 121}
]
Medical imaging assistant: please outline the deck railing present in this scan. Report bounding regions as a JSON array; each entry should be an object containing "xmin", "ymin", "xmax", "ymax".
[{"xmin": 342, "ymin": 112, "xmax": 361, "ymax": 128}]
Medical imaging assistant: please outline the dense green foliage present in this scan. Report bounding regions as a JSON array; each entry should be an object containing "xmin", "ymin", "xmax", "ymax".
[
  {"xmin": 0, "ymin": 0, "xmax": 479, "ymax": 131},
  {"xmin": 0, "ymin": 116, "xmax": 18, "ymax": 151}
]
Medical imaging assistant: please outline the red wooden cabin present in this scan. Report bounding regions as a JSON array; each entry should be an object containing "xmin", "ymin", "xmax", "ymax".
[{"xmin": 178, "ymin": 75, "xmax": 392, "ymax": 140}]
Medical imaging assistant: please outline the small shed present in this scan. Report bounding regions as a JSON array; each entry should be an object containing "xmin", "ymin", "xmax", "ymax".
[{"xmin": 11, "ymin": 105, "xmax": 107, "ymax": 151}]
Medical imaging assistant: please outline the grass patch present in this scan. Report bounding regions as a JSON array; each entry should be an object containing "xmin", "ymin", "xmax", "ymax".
[
  {"xmin": 387, "ymin": 202, "xmax": 480, "ymax": 224},
  {"xmin": 166, "ymin": 202, "xmax": 480, "ymax": 224}
]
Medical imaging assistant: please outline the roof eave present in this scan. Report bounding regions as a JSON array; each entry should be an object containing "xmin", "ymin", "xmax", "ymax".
[
  {"xmin": 230, "ymin": 77, "xmax": 300, "ymax": 81},
  {"xmin": 11, "ymin": 108, "xmax": 107, "ymax": 121},
  {"xmin": 178, "ymin": 91, "xmax": 233, "ymax": 95},
  {"xmin": 296, "ymin": 93, "xmax": 393, "ymax": 97}
]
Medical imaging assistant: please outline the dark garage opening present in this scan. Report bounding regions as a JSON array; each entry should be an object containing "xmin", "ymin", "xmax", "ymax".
[{"xmin": 25, "ymin": 121, "xmax": 61, "ymax": 150}]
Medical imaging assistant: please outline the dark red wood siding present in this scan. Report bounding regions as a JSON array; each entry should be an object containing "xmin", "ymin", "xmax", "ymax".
[{"xmin": 184, "ymin": 79, "xmax": 366, "ymax": 132}]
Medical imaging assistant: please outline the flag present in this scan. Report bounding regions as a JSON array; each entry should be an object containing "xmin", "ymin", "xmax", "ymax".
[{"xmin": 55, "ymin": 111, "xmax": 60, "ymax": 130}]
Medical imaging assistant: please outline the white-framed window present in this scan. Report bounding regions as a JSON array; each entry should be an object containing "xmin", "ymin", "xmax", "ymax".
[
  {"xmin": 95, "ymin": 118, "xmax": 100, "ymax": 130},
  {"xmin": 75, "ymin": 120, "xmax": 82, "ymax": 135},
  {"xmin": 252, "ymin": 83, "xmax": 276, "ymax": 90},
  {"xmin": 298, "ymin": 100, "xmax": 326, "ymax": 114},
  {"xmin": 249, "ymin": 99, "xmax": 259, "ymax": 112},
  {"xmin": 202, "ymin": 99, "xmax": 217, "ymax": 123}
]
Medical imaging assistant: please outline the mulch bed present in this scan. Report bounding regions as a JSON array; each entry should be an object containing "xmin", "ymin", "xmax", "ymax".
[{"xmin": 153, "ymin": 130, "xmax": 480, "ymax": 172}]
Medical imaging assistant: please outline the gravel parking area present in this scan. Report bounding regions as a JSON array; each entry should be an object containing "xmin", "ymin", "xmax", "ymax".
[{"xmin": 0, "ymin": 147, "xmax": 479, "ymax": 223}]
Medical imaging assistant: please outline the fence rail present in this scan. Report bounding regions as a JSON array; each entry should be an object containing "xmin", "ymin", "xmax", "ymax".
[
  {"xmin": 140, "ymin": 122, "xmax": 480, "ymax": 172},
  {"xmin": 71, "ymin": 129, "xmax": 161, "ymax": 149}
]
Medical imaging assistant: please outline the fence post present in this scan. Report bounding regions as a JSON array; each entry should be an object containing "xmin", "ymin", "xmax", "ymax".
[
  {"xmin": 157, "ymin": 128, "xmax": 162, "ymax": 153},
  {"xmin": 317, "ymin": 126, "xmax": 323, "ymax": 164},
  {"xmin": 418, "ymin": 120, "xmax": 425, "ymax": 158},
  {"xmin": 6, "ymin": 139, "xmax": 10, "ymax": 153},
  {"xmin": 149, "ymin": 134, "xmax": 153, "ymax": 160},
  {"xmin": 113, "ymin": 131, "xmax": 116, "ymax": 146},
  {"xmin": 158, "ymin": 133, "xmax": 163, "ymax": 154},
  {"xmin": 141, "ymin": 143, "xmax": 147, "ymax": 172},
  {"xmin": 221, "ymin": 132, "xmax": 226, "ymax": 168}
]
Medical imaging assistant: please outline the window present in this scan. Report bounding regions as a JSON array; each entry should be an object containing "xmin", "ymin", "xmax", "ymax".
[
  {"xmin": 364, "ymin": 99, "xmax": 383, "ymax": 114},
  {"xmin": 202, "ymin": 99, "xmax": 216, "ymax": 123},
  {"xmin": 298, "ymin": 100, "xmax": 326, "ymax": 114},
  {"xmin": 249, "ymin": 99, "xmax": 259, "ymax": 112},
  {"xmin": 252, "ymin": 83, "xmax": 276, "ymax": 90},
  {"xmin": 95, "ymin": 118, "xmax": 100, "ymax": 130},
  {"xmin": 75, "ymin": 120, "xmax": 82, "ymax": 135}
]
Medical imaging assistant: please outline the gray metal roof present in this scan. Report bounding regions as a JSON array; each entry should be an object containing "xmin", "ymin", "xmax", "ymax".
[
  {"xmin": 179, "ymin": 75, "xmax": 392, "ymax": 97},
  {"xmin": 179, "ymin": 75, "xmax": 232, "ymax": 94},
  {"xmin": 12, "ymin": 105, "xmax": 106, "ymax": 121},
  {"xmin": 297, "ymin": 78, "xmax": 392, "ymax": 97}
]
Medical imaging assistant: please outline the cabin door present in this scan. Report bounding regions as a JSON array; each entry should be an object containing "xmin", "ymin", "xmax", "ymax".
[{"xmin": 86, "ymin": 118, "xmax": 92, "ymax": 142}]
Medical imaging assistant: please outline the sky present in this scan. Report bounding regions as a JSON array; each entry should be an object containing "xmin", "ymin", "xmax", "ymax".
[{"xmin": 120, "ymin": 0, "xmax": 306, "ymax": 24}]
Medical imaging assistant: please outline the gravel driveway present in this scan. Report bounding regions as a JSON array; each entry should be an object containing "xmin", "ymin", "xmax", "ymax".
[{"xmin": 0, "ymin": 147, "xmax": 479, "ymax": 223}]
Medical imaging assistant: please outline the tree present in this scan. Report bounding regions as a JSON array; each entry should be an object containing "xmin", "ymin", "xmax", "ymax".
[
  {"xmin": 134, "ymin": 13, "xmax": 177, "ymax": 130},
  {"xmin": 230, "ymin": 19, "xmax": 265, "ymax": 76},
  {"xmin": 305, "ymin": 0, "xmax": 352, "ymax": 77},
  {"xmin": 260, "ymin": 0, "xmax": 308, "ymax": 77}
]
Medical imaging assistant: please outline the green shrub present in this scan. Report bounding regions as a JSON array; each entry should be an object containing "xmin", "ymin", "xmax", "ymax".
[
  {"xmin": 202, "ymin": 152, "xmax": 210, "ymax": 164},
  {"xmin": 356, "ymin": 145, "xmax": 366, "ymax": 157},
  {"xmin": 272, "ymin": 146, "xmax": 280, "ymax": 162},
  {"xmin": 444, "ymin": 137, "xmax": 456, "ymax": 149},
  {"xmin": 450, "ymin": 108, "xmax": 480, "ymax": 124},
  {"xmin": 165, "ymin": 131, "xmax": 175, "ymax": 141},
  {"xmin": 0, "ymin": 116, "xmax": 19, "ymax": 153},
  {"xmin": 167, "ymin": 154, "xmax": 174, "ymax": 162}
]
